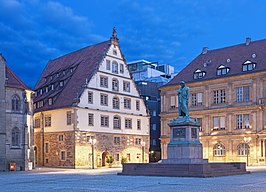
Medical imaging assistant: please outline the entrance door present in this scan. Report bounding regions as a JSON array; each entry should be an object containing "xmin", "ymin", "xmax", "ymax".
[{"xmin": 102, "ymin": 151, "xmax": 109, "ymax": 166}]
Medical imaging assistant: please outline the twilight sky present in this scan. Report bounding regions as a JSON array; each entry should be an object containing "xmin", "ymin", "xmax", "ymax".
[{"xmin": 1, "ymin": 0, "xmax": 266, "ymax": 88}]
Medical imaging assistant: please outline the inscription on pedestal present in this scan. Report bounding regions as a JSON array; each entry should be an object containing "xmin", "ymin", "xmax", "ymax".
[{"xmin": 173, "ymin": 128, "xmax": 186, "ymax": 138}]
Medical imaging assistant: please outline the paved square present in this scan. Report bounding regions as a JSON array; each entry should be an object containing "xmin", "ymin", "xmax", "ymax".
[{"xmin": 0, "ymin": 167, "xmax": 265, "ymax": 192}]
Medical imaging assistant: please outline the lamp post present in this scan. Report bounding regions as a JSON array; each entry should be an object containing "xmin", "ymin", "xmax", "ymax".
[
  {"xmin": 89, "ymin": 137, "xmax": 96, "ymax": 169},
  {"xmin": 244, "ymin": 137, "xmax": 251, "ymax": 167},
  {"xmin": 141, "ymin": 141, "xmax": 146, "ymax": 163}
]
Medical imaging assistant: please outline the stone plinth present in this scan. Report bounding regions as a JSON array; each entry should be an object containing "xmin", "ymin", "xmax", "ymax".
[
  {"xmin": 120, "ymin": 116, "xmax": 249, "ymax": 177},
  {"xmin": 162, "ymin": 116, "xmax": 208, "ymax": 164}
]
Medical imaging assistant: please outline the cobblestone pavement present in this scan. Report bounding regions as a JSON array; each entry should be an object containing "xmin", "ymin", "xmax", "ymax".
[{"xmin": 0, "ymin": 166, "xmax": 265, "ymax": 192}]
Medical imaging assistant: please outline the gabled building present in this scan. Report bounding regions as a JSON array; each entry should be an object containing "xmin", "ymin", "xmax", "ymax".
[
  {"xmin": 33, "ymin": 29, "xmax": 150, "ymax": 168},
  {"xmin": 160, "ymin": 38, "xmax": 266, "ymax": 165},
  {"xmin": 0, "ymin": 54, "xmax": 34, "ymax": 171}
]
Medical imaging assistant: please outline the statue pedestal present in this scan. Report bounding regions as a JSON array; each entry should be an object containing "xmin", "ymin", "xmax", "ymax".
[
  {"xmin": 162, "ymin": 116, "xmax": 208, "ymax": 164},
  {"xmin": 120, "ymin": 116, "xmax": 248, "ymax": 177}
]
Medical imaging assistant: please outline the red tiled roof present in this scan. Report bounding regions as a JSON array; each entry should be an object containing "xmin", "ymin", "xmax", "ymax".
[
  {"xmin": 34, "ymin": 40, "xmax": 111, "ymax": 112},
  {"xmin": 166, "ymin": 39, "xmax": 266, "ymax": 86},
  {"xmin": 5, "ymin": 65, "xmax": 30, "ymax": 90}
]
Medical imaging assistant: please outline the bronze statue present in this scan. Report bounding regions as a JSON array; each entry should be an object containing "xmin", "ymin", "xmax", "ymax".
[{"xmin": 177, "ymin": 81, "xmax": 190, "ymax": 117}]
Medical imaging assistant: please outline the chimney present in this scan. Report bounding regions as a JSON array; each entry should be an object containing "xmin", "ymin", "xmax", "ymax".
[
  {"xmin": 202, "ymin": 47, "xmax": 208, "ymax": 54},
  {"xmin": 246, "ymin": 37, "xmax": 251, "ymax": 46}
]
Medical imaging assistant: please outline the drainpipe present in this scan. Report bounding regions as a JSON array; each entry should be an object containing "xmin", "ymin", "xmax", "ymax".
[{"xmin": 41, "ymin": 112, "xmax": 44, "ymax": 166}]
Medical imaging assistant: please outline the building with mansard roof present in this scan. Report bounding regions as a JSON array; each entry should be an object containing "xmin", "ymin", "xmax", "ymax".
[
  {"xmin": 33, "ymin": 28, "xmax": 150, "ymax": 168},
  {"xmin": 160, "ymin": 38, "xmax": 266, "ymax": 165},
  {"xmin": 0, "ymin": 54, "xmax": 34, "ymax": 171}
]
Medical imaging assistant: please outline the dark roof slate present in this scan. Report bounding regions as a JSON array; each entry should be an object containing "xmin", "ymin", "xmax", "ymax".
[
  {"xmin": 34, "ymin": 40, "xmax": 111, "ymax": 112},
  {"xmin": 166, "ymin": 39, "xmax": 266, "ymax": 86},
  {"xmin": 5, "ymin": 65, "xmax": 30, "ymax": 90}
]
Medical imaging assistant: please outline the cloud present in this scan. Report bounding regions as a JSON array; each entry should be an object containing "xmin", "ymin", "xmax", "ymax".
[{"xmin": 0, "ymin": 0, "xmax": 95, "ymax": 88}]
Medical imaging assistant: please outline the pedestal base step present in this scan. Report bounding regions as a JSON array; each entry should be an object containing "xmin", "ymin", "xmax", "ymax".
[{"xmin": 120, "ymin": 162, "xmax": 249, "ymax": 177}]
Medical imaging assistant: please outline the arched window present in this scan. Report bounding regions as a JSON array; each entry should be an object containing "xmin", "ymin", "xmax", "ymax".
[
  {"xmin": 113, "ymin": 97, "xmax": 120, "ymax": 109},
  {"xmin": 237, "ymin": 143, "xmax": 250, "ymax": 156},
  {"xmin": 12, "ymin": 127, "xmax": 20, "ymax": 147},
  {"xmin": 113, "ymin": 116, "xmax": 121, "ymax": 129},
  {"xmin": 112, "ymin": 61, "xmax": 118, "ymax": 74},
  {"xmin": 112, "ymin": 78, "xmax": 119, "ymax": 91},
  {"xmin": 213, "ymin": 143, "xmax": 226, "ymax": 156},
  {"xmin": 11, "ymin": 95, "xmax": 20, "ymax": 111}
]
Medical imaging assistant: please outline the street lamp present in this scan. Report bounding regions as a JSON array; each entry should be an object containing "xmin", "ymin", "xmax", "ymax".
[
  {"xmin": 89, "ymin": 137, "xmax": 96, "ymax": 169},
  {"xmin": 141, "ymin": 141, "xmax": 146, "ymax": 163},
  {"xmin": 244, "ymin": 137, "xmax": 251, "ymax": 167}
]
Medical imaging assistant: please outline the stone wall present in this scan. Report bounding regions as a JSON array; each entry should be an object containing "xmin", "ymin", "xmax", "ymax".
[{"xmin": 0, "ymin": 55, "xmax": 6, "ymax": 171}]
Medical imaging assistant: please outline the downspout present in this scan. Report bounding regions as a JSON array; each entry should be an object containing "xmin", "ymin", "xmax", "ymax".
[{"xmin": 41, "ymin": 112, "xmax": 44, "ymax": 166}]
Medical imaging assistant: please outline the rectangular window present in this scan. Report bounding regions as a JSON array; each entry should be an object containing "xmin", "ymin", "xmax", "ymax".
[
  {"xmin": 44, "ymin": 115, "xmax": 51, "ymax": 127},
  {"xmin": 135, "ymin": 138, "xmax": 142, "ymax": 145},
  {"xmin": 136, "ymin": 100, "xmax": 140, "ymax": 111},
  {"xmin": 137, "ymin": 119, "xmax": 141, "ymax": 130},
  {"xmin": 100, "ymin": 76, "xmax": 108, "ymax": 88},
  {"xmin": 59, "ymin": 135, "xmax": 64, "ymax": 141},
  {"xmin": 191, "ymin": 92, "xmax": 203, "ymax": 106},
  {"xmin": 236, "ymin": 114, "xmax": 250, "ymax": 129},
  {"xmin": 60, "ymin": 151, "xmax": 66, "ymax": 161},
  {"xmin": 48, "ymin": 98, "xmax": 53, "ymax": 105},
  {"xmin": 152, "ymin": 124, "xmax": 156, "ymax": 131},
  {"xmin": 213, "ymin": 116, "xmax": 225, "ymax": 130},
  {"xmin": 101, "ymin": 115, "xmax": 109, "ymax": 127},
  {"xmin": 88, "ymin": 91, "xmax": 93, "ymax": 103},
  {"xmin": 170, "ymin": 96, "xmax": 177, "ymax": 109},
  {"xmin": 236, "ymin": 86, "xmax": 250, "ymax": 102},
  {"xmin": 124, "ymin": 98, "xmax": 131, "ymax": 109},
  {"xmin": 120, "ymin": 64, "xmax": 124, "ymax": 73},
  {"xmin": 66, "ymin": 111, "xmax": 72, "ymax": 125},
  {"xmin": 123, "ymin": 81, "xmax": 130, "ymax": 92},
  {"xmin": 114, "ymin": 137, "xmax": 120, "ymax": 145},
  {"xmin": 34, "ymin": 118, "xmax": 40, "ymax": 128},
  {"xmin": 88, "ymin": 113, "xmax": 94, "ymax": 126},
  {"xmin": 100, "ymin": 94, "xmax": 108, "ymax": 106},
  {"xmin": 125, "ymin": 118, "xmax": 132, "ymax": 129},
  {"xmin": 116, "ymin": 154, "xmax": 120, "ymax": 161},
  {"xmin": 213, "ymin": 89, "xmax": 226, "ymax": 104},
  {"xmin": 127, "ymin": 153, "xmax": 131, "ymax": 161},
  {"xmin": 45, "ymin": 143, "xmax": 49, "ymax": 153},
  {"xmin": 152, "ymin": 110, "xmax": 156, "ymax": 116},
  {"xmin": 106, "ymin": 60, "xmax": 111, "ymax": 70}
]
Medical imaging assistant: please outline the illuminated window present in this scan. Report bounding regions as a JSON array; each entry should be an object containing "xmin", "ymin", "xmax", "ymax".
[
  {"xmin": 213, "ymin": 144, "xmax": 226, "ymax": 156},
  {"xmin": 237, "ymin": 143, "xmax": 249, "ymax": 156}
]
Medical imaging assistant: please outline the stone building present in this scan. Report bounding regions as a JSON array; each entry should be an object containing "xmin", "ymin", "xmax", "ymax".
[
  {"xmin": 160, "ymin": 38, "xmax": 266, "ymax": 166},
  {"xmin": 33, "ymin": 29, "xmax": 150, "ymax": 168},
  {"xmin": 0, "ymin": 54, "xmax": 34, "ymax": 171}
]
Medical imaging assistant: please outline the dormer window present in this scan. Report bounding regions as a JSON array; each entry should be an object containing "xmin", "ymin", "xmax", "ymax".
[
  {"xmin": 57, "ymin": 73, "xmax": 60, "ymax": 77},
  {"xmin": 45, "ymin": 87, "xmax": 49, "ymax": 93},
  {"xmin": 242, "ymin": 60, "xmax": 256, "ymax": 71},
  {"xmin": 70, "ymin": 68, "xmax": 73, "ymax": 73},
  {"xmin": 48, "ymin": 98, "xmax": 53, "ymax": 105},
  {"xmin": 50, "ymin": 76, "xmax": 53, "ymax": 80},
  {"xmin": 40, "ymin": 89, "xmax": 43, "ymax": 95},
  {"xmin": 51, "ymin": 84, "xmax": 54, "ymax": 90},
  {"xmin": 217, "ymin": 65, "xmax": 230, "ymax": 75},
  {"xmin": 59, "ymin": 81, "xmax": 64, "ymax": 87},
  {"xmin": 193, "ymin": 69, "xmax": 206, "ymax": 79}
]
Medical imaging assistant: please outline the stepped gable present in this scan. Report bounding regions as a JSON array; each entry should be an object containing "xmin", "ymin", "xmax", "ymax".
[
  {"xmin": 34, "ymin": 40, "xmax": 111, "ymax": 112},
  {"xmin": 167, "ymin": 39, "xmax": 266, "ymax": 86},
  {"xmin": 5, "ymin": 65, "xmax": 29, "ymax": 90}
]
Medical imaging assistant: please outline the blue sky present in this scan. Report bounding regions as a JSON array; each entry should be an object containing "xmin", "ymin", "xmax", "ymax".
[{"xmin": 0, "ymin": 0, "xmax": 266, "ymax": 88}]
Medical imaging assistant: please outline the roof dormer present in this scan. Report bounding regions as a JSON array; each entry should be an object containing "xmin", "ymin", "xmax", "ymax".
[
  {"xmin": 217, "ymin": 65, "xmax": 230, "ymax": 76},
  {"xmin": 193, "ymin": 69, "xmax": 206, "ymax": 79}
]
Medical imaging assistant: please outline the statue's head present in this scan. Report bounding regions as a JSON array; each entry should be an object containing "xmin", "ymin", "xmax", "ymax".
[{"xmin": 180, "ymin": 81, "xmax": 185, "ymax": 88}]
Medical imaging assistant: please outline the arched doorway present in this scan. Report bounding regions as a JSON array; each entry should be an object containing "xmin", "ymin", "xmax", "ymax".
[{"xmin": 102, "ymin": 150, "xmax": 109, "ymax": 167}]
